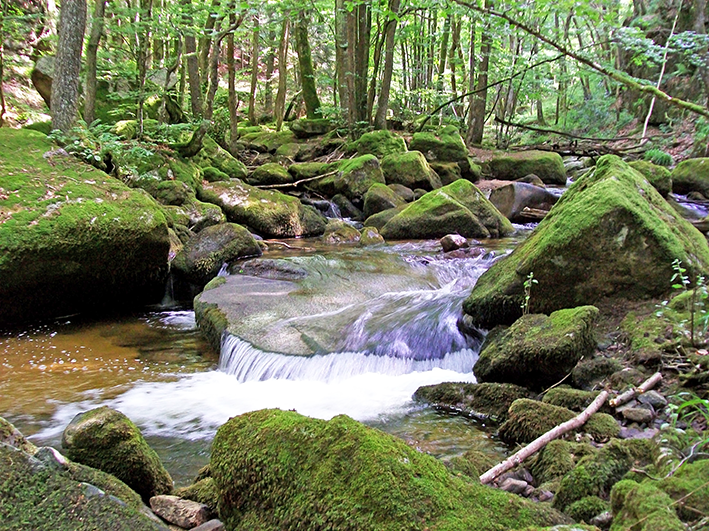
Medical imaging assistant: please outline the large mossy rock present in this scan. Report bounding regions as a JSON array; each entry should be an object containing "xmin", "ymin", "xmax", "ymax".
[
  {"xmin": 413, "ymin": 382, "xmax": 534, "ymax": 421},
  {"xmin": 240, "ymin": 130, "xmax": 297, "ymax": 153},
  {"xmin": 489, "ymin": 150, "xmax": 566, "ymax": 185},
  {"xmin": 0, "ymin": 443, "xmax": 168, "ymax": 531},
  {"xmin": 290, "ymin": 118, "xmax": 333, "ymax": 139},
  {"xmin": 333, "ymin": 155, "xmax": 386, "ymax": 203},
  {"xmin": 671, "ymin": 157, "xmax": 709, "ymax": 197},
  {"xmin": 171, "ymin": 223, "xmax": 262, "ymax": 285},
  {"xmin": 162, "ymin": 198, "xmax": 225, "ymax": 233},
  {"xmin": 193, "ymin": 136, "xmax": 248, "ymax": 180},
  {"xmin": 354, "ymin": 129, "xmax": 407, "ymax": 158},
  {"xmin": 198, "ymin": 180, "xmax": 326, "ymax": 238},
  {"xmin": 474, "ymin": 306, "xmax": 598, "ymax": 390},
  {"xmin": 363, "ymin": 182, "xmax": 406, "ymax": 219},
  {"xmin": 628, "ymin": 160, "xmax": 672, "ymax": 197},
  {"xmin": 62, "ymin": 406, "xmax": 173, "ymax": 504},
  {"xmin": 380, "ymin": 179, "xmax": 513, "ymax": 240},
  {"xmin": 463, "ymin": 155, "xmax": 709, "ymax": 329},
  {"xmin": 381, "ymin": 151, "xmax": 442, "ymax": 191},
  {"xmin": 610, "ymin": 480, "xmax": 684, "ymax": 531},
  {"xmin": 247, "ymin": 162, "xmax": 293, "ymax": 186},
  {"xmin": 0, "ymin": 129, "xmax": 170, "ymax": 324},
  {"xmin": 409, "ymin": 127, "xmax": 481, "ymax": 181},
  {"xmin": 210, "ymin": 409, "xmax": 567, "ymax": 531}
]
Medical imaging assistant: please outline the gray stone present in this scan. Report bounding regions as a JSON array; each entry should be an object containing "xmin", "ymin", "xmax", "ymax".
[
  {"xmin": 619, "ymin": 427, "xmax": 659, "ymax": 440},
  {"xmin": 621, "ymin": 407, "xmax": 654, "ymax": 424},
  {"xmin": 637, "ymin": 390, "xmax": 668, "ymax": 409},
  {"xmin": 150, "ymin": 495, "xmax": 212, "ymax": 529},
  {"xmin": 590, "ymin": 511, "xmax": 613, "ymax": 528},
  {"xmin": 440, "ymin": 234, "xmax": 469, "ymax": 252},
  {"xmin": 34, "ymin": 446, "xmax": 69, "ymax": 471},
  {"xmin": 499, "ymin": 478, "xmax": 528, "ymax": 494},
  {"xmin": 192, "ymin": 520, "xmax": 226, "ymax": 531}
]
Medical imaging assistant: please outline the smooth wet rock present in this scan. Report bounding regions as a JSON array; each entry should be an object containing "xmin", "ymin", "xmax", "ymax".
[
  {"xmin": 380, "ymin": 179, "xmax": 513, "ymax": 240},
  {"xmin": 474, "ymin": 306, "xmax": 598, "ymax": 391},
  {"xmin": 62, "ymin": 406, "xmax": 173, "ymax": 503},
  {"xmin": 192, "ymin": 520, "xmax": 225, "ymax": 531},
  {"xmin": 488, "ymin": 181, "xmax": 559, "ymax": 222},
  {"xmin": 440, "ymin": 234, "xmax": 469, "ymax": 252},
  {"xmin": 150, "ymin": 495, "xmax": 211, "ymax": 528},
  {"xmin": 323, "ymin": 219, "xmax": 361, "ymax": 244},
  {"xmin": 499, "ymin": 477, "xmax": 528, "ymax": 494},
  {"xmin": 463, "ymin": 155, "xmax": 709, "ymax": 329},
  {"xmin": 210, "ymin": 409, "xmax": 568, "ymax": 531},
  {"xmin": 619, "ymin": 426, "xmax": 659, "ymax": 439},
  {"xmin": 621, "ymin": 406, "xmax": 654, "ymax": 424},
  {"xmin": 637, "ymin": 390, "xmax": 668, "ymax": 409},
  {"xmin": 388, "ymin": 183, "xmax": 415, "ymax": 202}
]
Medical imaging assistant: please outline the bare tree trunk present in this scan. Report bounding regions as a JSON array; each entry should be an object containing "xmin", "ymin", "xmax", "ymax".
[
  {"xmin": 198, "ymin": 0, "xmax": 220, "ymax": 83},
  {"xmin": 203, "ymin": 18, "xmax": 221, "ymax": 121},
  {"xmin": 353, "ymin": 0, "xmax": 371, "ymax": 123},
  {"xmin": 263, "ymin": 28, "xmax": 276, "ymax": 116},
  {"xmin": 294, "ymin": 9, "xmax": 321, "ymax": 118},
  {"xmin": 227, "ymin": 13, "xmax": 239, "ymax": 153},
  {"xmin": 159, "ymin": 36, "xmax": 182, "ymax": 124},
  {"xmin": 182, "ymin": 0, "xmax": 202, "ymax": 118},
  {"xmin": 135, "ymin": 0, "xmax": 153, "ymax": 139},
  {"xmin": 274, "ymin": 17, "xmax": 289, "ymax": 130},
  {"xmin": 466, "ymin": 1, "xmax": 491, "ymax": 145},
  {"xmin": 248, "ymin": 14, "xmax": 260, "ymax": 125},
  {"xmin": 0, "ymin": 0, "xmax": 8, "ymax": 126},
  {"xmin": 373, "ymin": 0, "xmax": 401, "ymax": 129},
  {"xmin": 366, "ymin": 17, "xmax": 385, "ymax": 122},
  {"xmin": 83, "ymin": 0, "xmax": 105, "ymax": 125},
  {"xmin": 436, "ymin": 13, "xmax": 451, "ymax": 92},
  {"xmin": 465, "ymin": 17, "xmax": 476, "ymax": 137},
  {"xmin": 335, "ymin": 0, "xmax": 353, "ymax": 122},
  {"xmin": 51, "ymin": 0, "xmax": 87, "ymax": 133}
]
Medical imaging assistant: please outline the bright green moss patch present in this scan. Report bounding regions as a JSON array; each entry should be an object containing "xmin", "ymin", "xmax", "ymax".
[
  {"xmin": 610, "ymin": 481, "xmax": 684, "ymax": 531},
  {"xmin": 489, "ymin": 150, "xmax": 566, "ymax": 185},
  {"xmin": 543, "ymin": 388, "xmax": 602, "ymax": 412},
  {"xmin": 211, "ymin": 409, "xmax": 567, "ymax": 531},
  {"xmin": 528, "ymin": 440, "xmax": 596, "ymax": 485},
  {"xmin": 175, "ymin": 477, "xmax": 218, "ymax": 512},
  {"xmin": 355, "ymin": 129, "xmax": 407, "ymax": 158},
  {"xmin": 628, "ymin": 160, "xmax": 672, "ymax": 197},
  {"xmin": 565, "ymin": 495, "xmax": 609, "ymax": 523},
  {"xmin": 671, "ymin": 157, "xmax": 709, "ymax": 197},
  {"xmin": 463, "ymin": 155, "xmax": 709, "ymax": 329},
  {"xmin": 334, "ymin": 154, "xmax": 386, "ymax": 202},
  {"xmin": 381, "ymin": 151, "xmax": 442, "ymax": 191}
]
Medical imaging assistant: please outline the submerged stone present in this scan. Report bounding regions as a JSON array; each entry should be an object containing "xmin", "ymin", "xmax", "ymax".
[
  {"xmin": 62, "ymin": 406, "xmax": 173, "ymax": 503},
  {"xmin": 0, "ymin": 128, "xmax": 170, "ymax": 324},
  {"xmin": 380, "ymin": 179, "xmax": 513, "ymax": 240},
  {"xmin": 474, "ymin": 306, "xmax": 598, "ymax": 390},
  {"xmin": 463, "ymin": 155, "xmax": 709, "ymax": 329},
  {"xmin": 210, "ymin": 409, "xmax": 567, "ymax": 531}
]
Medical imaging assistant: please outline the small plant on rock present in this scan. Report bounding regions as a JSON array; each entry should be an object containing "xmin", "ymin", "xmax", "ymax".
[{"xmin": 521, "ymin": 271, "xmax": 538, "ymax": 316}]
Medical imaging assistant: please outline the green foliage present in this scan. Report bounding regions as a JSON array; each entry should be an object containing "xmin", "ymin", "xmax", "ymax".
[
  {"xmin": 644, "ymin": 148, "xmax": 674, "ymax": 167},
  {"xmin": 521, "ymin": 271, "xmax": 538, "ymax": 315}
]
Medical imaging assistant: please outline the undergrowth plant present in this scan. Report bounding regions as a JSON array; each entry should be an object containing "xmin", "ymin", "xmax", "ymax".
[
  {"xmin": 657, "ymin": 392, "xmax": 709, "ymax": 476},
  {"xmin": 644, "ymin": 148, "xmax": 674, "ymax": 167},
  {"xmin": 521, "ymin": 272, "xmax": 538, "ymax": 316}
]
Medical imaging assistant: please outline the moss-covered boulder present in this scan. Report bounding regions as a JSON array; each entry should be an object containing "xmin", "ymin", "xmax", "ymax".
[
  {"xmin": 381, "ymin": 151, "xmax": 442, "ymax": 191},
  {"xmin": 474, "ymin": 306, "xmax": 598, "ymax": 390},
  {"xmin": 0, "ymin": 128, "xmax": 170, "ymax": 324},
  {"xmin": 175, "ymin": 478, "xmax": 218, "ymax": 513},
  {"xmin": 658, "ymin": 459, "xmax": 709, "ymax": 521},
  {"xmin": 542, "ymin": 387, "xmax": 603, "ymax": 412},
  {"xmin": 0, "ymin": 444, "xmax": 168, "ymax": 531},
  {"xmin": 290, "ymin": 118, "xmax": 333, "ymax": 139},
  {"xmin": 247, "ymin": 162, "xmax": 293, "ymax": 186},
  {"xmin": 198, "ymin": 180, "xmax": 326, "ymax": 238},
  {"xmin": 171, "ymin": 223, "xmax": 262, "ymax": 285},
  {"xmin": 553, "ymin": 439, "xmax": 658, "ymax": 512},
  {"xmin": 380, "ymin": 179, "xmax": 513, "ymax": 240},
  {"xmin": 355, "ymin": 129, "xmax": 407, "ymax": 158},
  {"xmin": 446, "ymin": 450, "xmax": 498, "ymax": 480},
  {"xmin": 364, "ymin": 205, "xmax": 406, "ymax": 230},
  {"xmin": 1, "ymin": 417, "xmax": 37, "ymax": 455},
  {"xmin": 413, "ymin": 382, "xmax": 534, "ymax": 421},
  {"xmin": 202, "ymin": 166, "xmax": 230, "ymax": 183},
  {"xmin": 333, "ymin": 155, "xmax": 386, "ymax": 203},
  {"xmin": 528, "ymin": 440, "xmax": 596, "ymax": 485},
  {"xmin": 409, "ymin": 127, "xmax": 481, "ymax": 181},
  {"xmin": 193, "ymin": 136, "xmax": 248, "ymax": 180},
  {"xmin": 363, "ymin": 182, "xmax": 407, "ymax": 219},
  {"xmin": 610, "ymin": 480, "xmax": 684, "ymax": 531},
  {"xmin": 162, "ymin": 198, "xmax": 225, "ymax": 233},
  {"xmin": 211, "ymin": 409, "xmax": 567, "ymax": 531},
  {"xmin": 566, "ymin": 495, "xmax": 609, "ymax": 524},
  {"xmin": 61, "ymin": 406, "xmax": 173, "ymax": 503},
  {"xmin": 241, "ymin": 129, "xmax": 296, "ymax": 153},
  {"xmin": 430, "ymin": 162, "xmax": 463, "ymax": 186},
  {"xmin": 359, "ymin": 226, "xmax": 385, "ymax": 245},
  {"xmin": 498, "ymin": 399, "xmax": 619, "ymax": 445},
  {"xmin": 489, "ymin": 151, "xmax": 566, "ymax": 185},
  {"xmin": 628, "ymin": 160, "xmax": 672, "ymax": 197},
  {"xmin": 288, "ymin": 161, "xmax": 336, "ymax": 182},
  {"xmin": 463, "ymin": 155, "xmax": 709, "ymax": 329},
  {"xmin": 323, "ymin": 219, "xmax": 362, "ymax": 244},
  {"xmin": 671, "ymin": 157, "xmax": 709, "ymax": 197}
]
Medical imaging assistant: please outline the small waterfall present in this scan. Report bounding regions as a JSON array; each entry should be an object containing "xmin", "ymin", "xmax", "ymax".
[{"xmin": 219, "ymin": 333, "xmax": 479, "ymax": 383}]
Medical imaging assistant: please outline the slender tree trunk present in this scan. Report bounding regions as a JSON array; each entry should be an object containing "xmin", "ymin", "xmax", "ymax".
[
  {"xmin": 466, "ymin": 1, "xmax": 490, "ymax": 145},
  {"xmin": 449, "ymin": 16, "xmax": 462, "ymax": 116},
  {"xmin": 295, "ymin": 9, "xmax": 321, "ymax": 118},
  {"xmin": 159, "ymin": 36, "xmax": 181, "ymax": 124},
  {"xmin": 426, "ymin": 10, "xmax": 437, "ymax": 88},
  {"xmin": 263, "ymin": 28, "xmax": 276, "ymax": 115},
  {"xmin": 182, "ymin": 0, "xmax": 202, "ymax": 118},
  {"xmin": 366, "ymin": 17, "xmax": 386, "ymax": 122},
  {"xmin": 83, "ymin": 0, "xmax": 105, "ymax": 125},
  {"xmin": 248, "ymin": 14, "xmax": 260, "ymax": 125},
  {"xmin": 0, "ymin": 0, "xmax": 8, "ymax": 126},
  {"xmin": 275, "ymin": 17, "xmax": 289, "ymax": 130},
  {"xmin": 135, "ymin": 0, "xmax": 152, "ymax": 138},
  {"xmin": 335, "ymin": 0, "xmax": 353, "ymax": 122},
  {"xmin": 693, "ymin": 0, "xmax": 709, "ymax": 103},
  {"xmin": 198, "ymin": 0, "xmax": 220, "ymax": 84},
  {"xmin": 203, "ymin": 18, "xmax": 221, "ymax": 121},
  {"xmin": 51, "ymin": 0, "xmax": 87, "ymax": 133},
  {"xmin": 373, "ymin": 0, "xmax": 401, "ymax": 129},
  {"xmin": 436, "ymin": 14, "xmax": 451, "ymax": 92},
  {"xmin": 353, "ymin": 0, "xmax": 371, "ymax": 123},
  {"xmin": 227, "ymin": 12, "xmax": 239, "ymax": 153}
]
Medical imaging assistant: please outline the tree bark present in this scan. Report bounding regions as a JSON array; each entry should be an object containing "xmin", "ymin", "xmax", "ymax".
[
  {"xmin": 480, "ymin": 391, "xmax": 609, "ymax": 485},
  {"xmin": 263, "ymin": 27, "xmax": 276, "ymax": 115},
  {"xmin": 373, "ymin": 0, "xmax": 401, "ymax": 129},
  {"xmin": 436, "ymin": 14, "xmax": 451, "ymax": 92},
  {"xmin": 227, "ymin": 12, "xmax": 239, "ymax": 153},
  {"xmin": 135, "ymin": 0, "xmax": 153, "ymax": 139},
  {"xmin": 51, "ymin": 0, "xmax": 87, "ymax": 133},
  {"xmin": 274, "ymin": 17, "xmax": 289, "ymax": 131},
  {"xmin": 466, "ymin": 0, "xmax": 491, "ymax": 145},
  {"xmin": 83, "ymin": 0, "xmax": 105, "ymax": 125},
  {"xmin": 295, "ymin": 9, "xmax": 322, "ymax": 118},
  {"xmin": 182, "ymin": 0, "xmax": 202, "ymax": 118},
  {"xmin": 198, "ymin": 0, "xmax": 220, "ymax": 84},
  {"xmin": 203, "ymin": 18, "xmax": 221, "ymax": 121},
  {"xmin": 352, "ymin": 0, "xmax": 371, "ymax": 123},
  {"xmin": 335, "ymin": 0, "xmax": 353, "ymax": 122},
  {"xmin": 248, "ymin": 14, "xmax": 259, "ymax": 125}
]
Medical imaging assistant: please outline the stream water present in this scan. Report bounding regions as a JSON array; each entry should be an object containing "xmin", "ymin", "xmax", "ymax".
[{"xmin": 0, "ymin": 233, "xmax": 530, "ymax": 486}]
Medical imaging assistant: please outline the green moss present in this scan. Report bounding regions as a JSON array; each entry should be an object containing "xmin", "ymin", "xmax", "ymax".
[
  {"xmin": 203, "ymin": 166, "xmax": 231, "ymax": 183},
  {"xmin": 446, "ymin": 450, "xmax": 497, "ymax": 480},
  {"xmin": 247, "ymin": 163, "xmax": 293, "ymax": 186},
  {"xmin": 528, "ymin": 440, "xmax": 596, "ymax": 485},
  {"xmin": 381, "ymin": 179, "xmax": 513, "ymax": 240},
  {"xmin": 61, "ymin": 406, "xmax": 173, "ymax": 503},
  {"xmin": 194, "ymin": 299, "xmax": 229, "ymax": 352},
  {"xmin": 359, "ymin": 226, "xmax": 385, "ymax": 245},
  {"xmin": 671, "ymin": 157, "xmax": 709, "ymax": 197},
  {"xmin": 288, "ymin": 162, "xmax": 336, "ymax": 181},
  {"xmin": 194, "ymin": 135, "xmax": 248, "ymax": 180},
  {"xmin": 0, "ymin": 128, "xmax": 170, "ymax": 323},
  {"xmin": 430, "ymin": 162, "xmax": 462, "ymax": 186},
  {"xmin": 0, "ymin": 444, "xmax": 163, "ymax": 531},
  {"xmin": 464, "ymin": 155, "xmax": 709, "ymax": 329},
  {"xmin": 1, "ymin": 417, "xmax": 37, "ymax": 455},
  {"xmin": 363, "ymin": 182, "xmax": 406, "ymax": 218},
  {"xmin": 610, "ymin": 481, "xmax": 684, "ymax": 531},
  {"xmin": 323, "ymin": 220, "xmax": 361, "ymax": 244},
  {"xmin": 621, "ymin": 310, "xmax": 674, "ymax": 367},
  {"xmin": 565, "ymin": 495, "xmax": 609, "ymax": 523},
  {"xmin": 290, "ymin": 118, "xmax": 332, "ymax": 138},
  {"xmin": 174, "ymin": 477, "xmax": 218, "ymax": 512},
  {"xmin": 241, "ymin": 129, "xmax": 296, "ymax": 153},
  {"xmin": 334, "ymin": 154, "xmax": 386, "ymax": 201},
  {"xmin": 355, "ymin": 130, "xmax": 407, "ymax": 158},
  {"xmin": 65, "ymin": 460, "xmax": 145, "ymax": 511},
  {"xmin": 628, "ymin": 160, "xmax": 672, "ymax": 197},
  {"xmin": 658, "ymin": 459, "xmax": 709, "ymax": 521},
  {"xmin": 543, "ymin": 388, "xmax": 602, "ymax": 412},
  {"xmin": 572, "ymin": 357, "xmax": 624, "ymax": 390},
  {"xmin": 409, "ymin": 128, "xmax": 468, "ymax": 162},
  {"xmin": 489, "ymin": 150, "xmax": 566, "ymax": 185},
  {"xmin": 610, "ymin": 478, "xmax": 639, "ymax": 514},
  {"xmin": 475, "ymin": 306, "xmax": 599, "ymax": 390},
  {"xmin": 381, "ymin": 151, "xmax": 442, "ymax": 191},
  {"xmin": 211, "ymin": 409, "xmax": 567, "ymax": 531},
  {"xmin": 363, "ymin": 205, "xmax": 406, "ymax": 230},
  {"xmin": 413, "ymin": 382, "xmax": 533, "ymax": 421}
]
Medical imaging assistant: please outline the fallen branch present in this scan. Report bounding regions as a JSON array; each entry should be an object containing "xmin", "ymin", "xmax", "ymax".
[
  {"xmin": 256, "ymin": 170, "xmax": 339, "ymax": 190},
  {"xmin": 609, "ymin": 372, "xmax": 662, "ymax": 408},
  {"xmin": 479, "ymin": 390, "xmax": 608, "ymax": 485}
]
